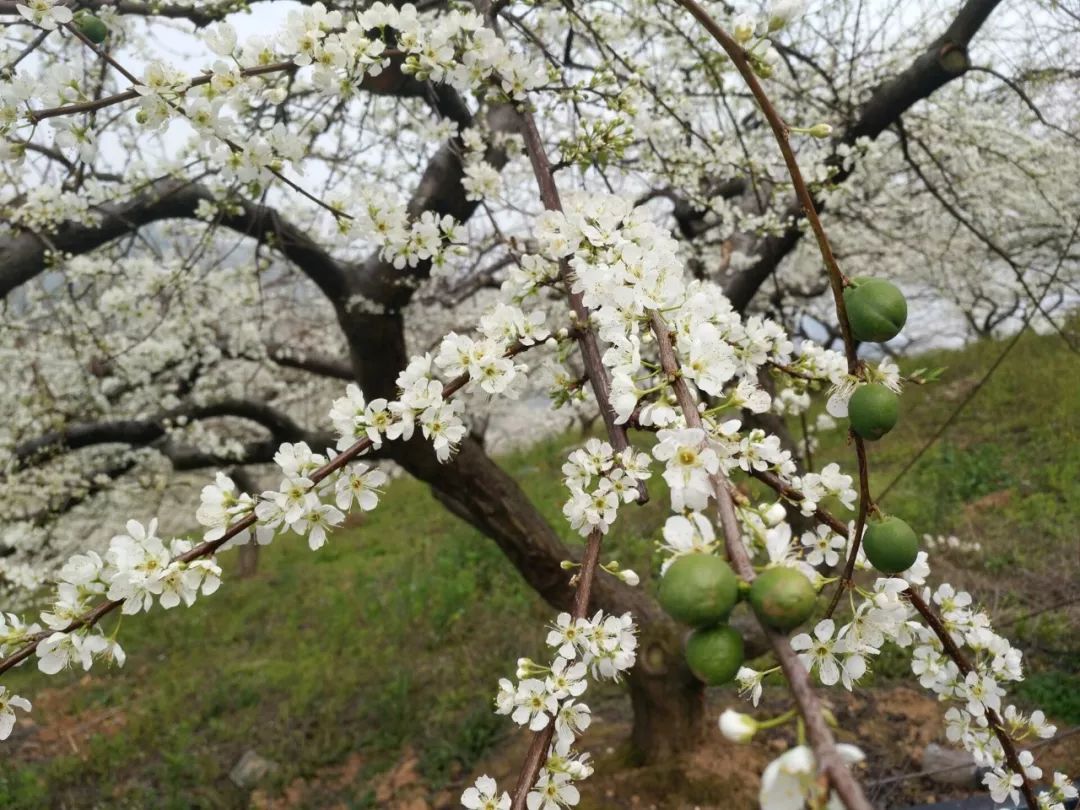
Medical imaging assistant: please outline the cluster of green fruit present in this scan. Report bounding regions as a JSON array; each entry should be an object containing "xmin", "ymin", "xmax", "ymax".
[
  {"xmin": 658, "ymin": 555, "xmax": 817, "ymax": 685},
  {"xmin": 843, "ymin": 277, "xmax": 920, "ymax": 576}
]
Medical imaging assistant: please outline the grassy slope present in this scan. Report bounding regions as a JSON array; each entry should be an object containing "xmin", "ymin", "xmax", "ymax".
[
  {"xmin": 3, "ymin": 324, "xmax": 1078, "ymax": 807},
  {"xmin": 806, "ymin": 323, "xmax": 1080, "ymax": 717}
]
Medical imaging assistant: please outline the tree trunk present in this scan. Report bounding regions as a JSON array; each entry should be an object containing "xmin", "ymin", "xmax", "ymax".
[
  {"xmin": 337, "ymin": 306, "xmax": 731, "ymax": 761},
  {"xmin": 230, "ymin": 467, "xmax": 262, "ymax": 578},
  {"xmin": 627, "ymin": 621, "xmax": 709, "ymax": 762},
  {"xmin": 236, "ymin": 543, "xmax": 259, "ymax": 579}
]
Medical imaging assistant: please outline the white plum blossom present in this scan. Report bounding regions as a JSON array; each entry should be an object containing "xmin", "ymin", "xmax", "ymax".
[
  {"xmin": 461, "ymin": 775, "xmax": 510, "ymax": 810},
  {"xmin": 653, "ymin": 428, "xmax": 720, "ymax": 511},
  {"xmin": 334, "ymin": 464, "xmax": 388, "ymax": 512},
  {"xmin": 790, "ymin": 619, "xmax": 867, "ymax": 690},
  {"xmin": 0, "ymin": 688, "xmax": 31, "ymax": 740},
  {"xmin": 16, "ymin": 0, "xmax": 72, "ymax": 30},
  {"xmin": 760, "ymin": 744, "xmax": 865, "ymax": 810},
  {"xmin": 719, "ymin": 709, "xmax": 758, "ymax": 744},
  {"xmin": 196, "ymin": 473, "xmax": 255, "ymax": 546},
  {"xmin": 527, "ymin": 770, "xmax": 580, "ymax": 810},
  {"xmin": 736, "ymin": 667, "xmax": 766, "ymax": 707},
  {"xmin": 801, "ymin": 525, "xmax": 846, "ymax": 567}
]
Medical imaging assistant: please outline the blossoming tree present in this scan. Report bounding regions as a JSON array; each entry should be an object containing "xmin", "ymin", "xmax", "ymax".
[{"xmin": 1, "ymin": 0, "xmax": 1077, "ymax": 808}]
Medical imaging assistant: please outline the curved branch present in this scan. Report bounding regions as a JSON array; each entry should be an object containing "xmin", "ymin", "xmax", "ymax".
[
  {"xmin": 12, "ymin": 398, "xmax": 329, "ymax": 469},
  {"xmin": 846, "ymin": 0, "xmax": 1004, "ymax": 143},
  {"xmin": 0, "ymin": 176, "xmax": 351, "ymax": 301},
  {"xmin": 722, "ymin": 0, "xmax": 1005, "ymax": 311},
  {"xmin": 1, "ymin": 60, "xmax": 477, "ymax": 303},
  {"xmin": 650, "ymin": 309, "xmax": 872, "ymax": 810},
  {"xmin": 266, "ymin": 344, "xmax": 355, "ymax": 381}
]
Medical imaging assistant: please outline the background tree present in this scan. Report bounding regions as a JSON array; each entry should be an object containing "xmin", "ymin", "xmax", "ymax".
[{"xmin": 0, "ymin": 0, "xmax": 1077, "ymax": 787}]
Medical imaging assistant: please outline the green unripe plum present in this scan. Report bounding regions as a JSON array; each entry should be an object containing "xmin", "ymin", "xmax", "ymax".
[
  {"xmin": 75, "ymin": 13, "xmax": 109, "ymax": 44},
  {"xmin": 748, "ymin": 567, "xmax": 817, "ymax": 631},
  {"xmin": 862, "ymin": 516, "xmax": 919, "ymax": 574},
  {"xmin": 658, "ymin": 554, "xmax": 739, "ymax": 628},
  {"xmin": 685, "ymin": 625, "xmax": 744, "ymax": 686},
  {"xmin": 843, "ymin": 277, "xmax": 908, "ymax": 343},
  {"xmin": 848, "ymin": 383, "xmax": 899, "ymax": 440}
]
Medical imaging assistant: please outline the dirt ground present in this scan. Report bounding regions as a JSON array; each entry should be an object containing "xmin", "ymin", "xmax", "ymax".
[
  {"xmin": 9, "ymin": 676, "xmax": 1078, "ymax": 809},
  {"xmin": 236, "ymin": 687, "xmax": 1080, "ymax": 808}
]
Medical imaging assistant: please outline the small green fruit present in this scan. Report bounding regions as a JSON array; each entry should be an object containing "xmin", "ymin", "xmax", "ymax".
[
  {"xmin": 843, "ymin": 277, "xmax": 908, "ymax": 343},
  {"xmin": 748, "ymin": 567, "xmax": 817, "ymax": 631},
  {"xmin": 75, "ymin": 13, "xmax": 109, "ymax": 45},
  {"xmin": 862, "ymin": 516, "xmax": 919, "ymax": 574},
  {"xmin": 658, "ymin": 554, "xmax": 739, "ymax": 628},
  {"xmin": 685, "ymin": 625, "xmax": 744, "ymax": 686},
  {"xmin": 848, "ymin": 383, "xmax": 899, "ymax": 440}
]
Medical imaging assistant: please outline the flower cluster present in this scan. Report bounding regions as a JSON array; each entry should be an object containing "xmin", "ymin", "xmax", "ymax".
[
  {"xmin": 1, "ymin": 2, "xmax": 544, "ymax": 238},
  {"xmin": 0, "ymin": 517, "xmax": 222, "ymax": 697},
  {"xmin": 733, "ymin": 516, "xmax": 1074, "ymax": 810},
  {"xmin": 353, "ymin": 191, "xmax": 466, "ymax": 273},
  {"xmin": 790, "ymin": 463, "xmax": 857, "ymax": 516},
  {"xmin": 477, "ymin": 610, "xmax": 636, "ymax": 809},
  {"xmin": 561, "ymin": 439, "xmax": 650, "ymax": 536},
  {"xmin": 904, "ymin": 579, "xmax": 1074, "ymax": 808},
  {"xmin": 0, "ymin": 285, "xmax": 549, "ymax": 741}
]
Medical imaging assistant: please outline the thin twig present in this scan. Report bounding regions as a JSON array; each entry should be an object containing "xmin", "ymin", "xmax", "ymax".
[
  {"xmin": 749, "ymin": 468, "xmax": 1042, "ymax": 810},
  {"xmin": 505, "ymin": 105, "xmax": 649, "ymax": 810},
  {"xmin": 669, "ymin": 0, "xmax": 874, "ymax": 623}
]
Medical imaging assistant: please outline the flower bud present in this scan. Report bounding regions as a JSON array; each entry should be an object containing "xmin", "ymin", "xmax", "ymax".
[
  {"xmin": 618, "ymin": 569, "xmax": 640, "ymax": 587},
  {"xmin": 808, "ymin": 123, "xmax": 833, "ymax": 139},
  {"xmin": 763, "ymin": 502, "xmax": 788, "ymax": 526},
  {"xmin": 719, "ymin": 709, "xmax": 758, "ymax": 744},
  {"xmin": 733, "ymin": 14, "xmax": 756, "ymax": 44}
]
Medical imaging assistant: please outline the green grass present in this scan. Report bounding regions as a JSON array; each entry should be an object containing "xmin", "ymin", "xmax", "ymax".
[
  {"xmin": 3, "ymin": 473, "xmax": 549, "ymax": 808},
  {"xmin": 3, "ymin": 322, "xmax": 1078, "ymax": 807},
  {"xmin": 807, "ymin": 321, "xmax": 1080, "ymax": 697}
]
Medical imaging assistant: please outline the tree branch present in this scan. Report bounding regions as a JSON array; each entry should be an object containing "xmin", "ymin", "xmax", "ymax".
[
  {"xmin": 0, "ymin": 176, "xmax": 352, "ymax": 301},
  {"xmin": 722, "ymin": 0, "xmax": 1005, "ymax": 311},
  {"xmin": 266, "ymin": 344, "xmax": 355, "ymax": 381},
  {"xmin": 12, "ymin": 398, "xmax": 330, "ymax": 469}
]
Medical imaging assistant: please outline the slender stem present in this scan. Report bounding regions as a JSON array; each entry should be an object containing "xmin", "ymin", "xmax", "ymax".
[
  {"xmin": 59, "ymin": 23, "xmax": 352, "ymax": 220},
  {"xmin": 671, "ymin": 0, "xmax": 872, "ymax": 623},
  {"xmin": 27, "ymin": 60, "xmax": 300, "ymax": 123},
  {"xmin": 506, "ymin": 107, "xmax": 648, "ymax": 808},
  {"xmin": 516, "ymin": 109, "xmax": 646, "ymax": 504},
  {"xmin": 904, "ymin": 590, "xmax": 1040, "ymax": 810},
  {"xmin": 507, "ymin": 527, "xmax": 604, "ymax": 809}
]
